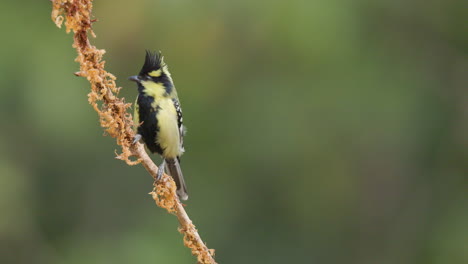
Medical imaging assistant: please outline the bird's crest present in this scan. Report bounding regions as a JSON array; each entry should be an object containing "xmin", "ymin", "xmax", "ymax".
[{"xmin": 139, "ymin": 50, "xmax": 166, "ymax": 76}]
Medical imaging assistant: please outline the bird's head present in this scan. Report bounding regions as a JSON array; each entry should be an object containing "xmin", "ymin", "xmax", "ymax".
[{"xmin": 128, "ymin": 50, "xmax": 171, "ymax": 84}]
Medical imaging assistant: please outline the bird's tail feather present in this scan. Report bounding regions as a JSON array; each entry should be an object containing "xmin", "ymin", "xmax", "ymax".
[{"xmin": 165, "ymin": 158, "xmax": 188, "ymax": 200}]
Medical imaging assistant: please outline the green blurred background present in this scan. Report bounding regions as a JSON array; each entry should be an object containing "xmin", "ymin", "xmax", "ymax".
[{"xmin": 0, "ymin": 1, "xmax": 466, "ymax": 263}]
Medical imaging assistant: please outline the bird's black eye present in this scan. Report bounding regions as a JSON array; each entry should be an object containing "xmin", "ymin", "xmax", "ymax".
[{"xmin": 144, "ymin": 75, "xmax": 152, "ymax": 81}]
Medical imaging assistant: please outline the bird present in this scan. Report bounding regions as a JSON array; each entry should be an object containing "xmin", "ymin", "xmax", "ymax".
[{"xmin": 129, "ymin": 51, "xmax": 188, "ymax": 200}]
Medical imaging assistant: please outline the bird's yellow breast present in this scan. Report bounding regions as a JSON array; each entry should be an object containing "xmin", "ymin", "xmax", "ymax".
[
  {"xmin": 156, "ymin": 98, "xmax": 181, "ymax": 158},
  {"xmin": 141, "ymin": 80, "xmax": 181, "ymax": 158}
]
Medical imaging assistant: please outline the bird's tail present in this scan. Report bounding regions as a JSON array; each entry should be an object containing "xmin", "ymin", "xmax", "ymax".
[{"xmin": 165, "ymin": 158, "xmax": 189, "ymax": 200}]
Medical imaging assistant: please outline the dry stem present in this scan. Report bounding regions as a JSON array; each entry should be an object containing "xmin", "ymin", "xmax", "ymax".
[{"xmin": 51, "ymin": 1, "xmax": 216, "ymax": 263}]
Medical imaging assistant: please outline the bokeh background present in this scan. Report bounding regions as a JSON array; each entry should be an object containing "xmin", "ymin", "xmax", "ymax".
[{"xmin": 0, "ymin": 1, "xmax": 466, "ymax": 263}]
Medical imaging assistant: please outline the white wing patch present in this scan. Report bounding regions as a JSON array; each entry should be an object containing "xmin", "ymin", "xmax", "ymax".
[{"xmin": 172, "ymin": 98, "xmax": 185, "ymax": 154}]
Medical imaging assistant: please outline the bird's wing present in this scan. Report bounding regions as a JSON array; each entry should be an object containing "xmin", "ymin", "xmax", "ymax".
[{"xmin": 172, "ymin": 98, "xmax": 185, "ymax": 152}]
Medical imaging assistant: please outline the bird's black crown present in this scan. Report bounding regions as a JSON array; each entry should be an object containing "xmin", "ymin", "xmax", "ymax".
[{"xmin": 139, "ymin": 50, "xmax": 164, "ymax": 76}]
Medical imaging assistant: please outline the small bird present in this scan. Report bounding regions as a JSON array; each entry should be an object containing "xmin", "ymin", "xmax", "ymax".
[{"xmin": 129, "ymin": 51, "xmax": 188, "ymax": 200}]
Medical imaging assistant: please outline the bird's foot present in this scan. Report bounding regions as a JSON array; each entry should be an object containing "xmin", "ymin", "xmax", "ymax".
[{"xmin": 156, "ymin": 159, "xmax": 166, "ymax": 181}]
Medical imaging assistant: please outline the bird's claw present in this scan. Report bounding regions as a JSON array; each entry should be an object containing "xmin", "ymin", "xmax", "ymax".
[{"xmin": 156, "ymin": 160, "xmax": 166, "ymax": 181}]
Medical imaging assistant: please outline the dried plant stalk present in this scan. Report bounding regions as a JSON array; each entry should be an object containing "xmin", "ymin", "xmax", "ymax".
[{"xmin": 51, "ymin": 1, "xmax": 216, "ymax": 263}]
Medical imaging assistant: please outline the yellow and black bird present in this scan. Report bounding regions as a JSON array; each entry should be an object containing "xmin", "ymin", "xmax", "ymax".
[{"xmin": 129, "ymin": 51, "xmax": 188, "ymax": 200}]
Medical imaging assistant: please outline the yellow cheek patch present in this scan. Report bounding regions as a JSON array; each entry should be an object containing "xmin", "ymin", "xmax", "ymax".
[
  {"xmin": 148, "ymin": 69, "xmax": 162, "ymax": 77},
  {"xmin": 142, "ymin": 81, "xmax": 166, "ymax": 99}
]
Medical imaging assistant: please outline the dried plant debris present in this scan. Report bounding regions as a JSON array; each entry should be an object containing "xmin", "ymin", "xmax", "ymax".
[{"xmin": 52, "ymin": 0, "xmax": 136, "ymax": 164}]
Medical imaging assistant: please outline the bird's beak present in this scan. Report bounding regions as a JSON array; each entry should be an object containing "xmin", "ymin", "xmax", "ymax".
[{"xmin": 128, "ymin": 75, "xmax": 140, "ymax": 82}]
